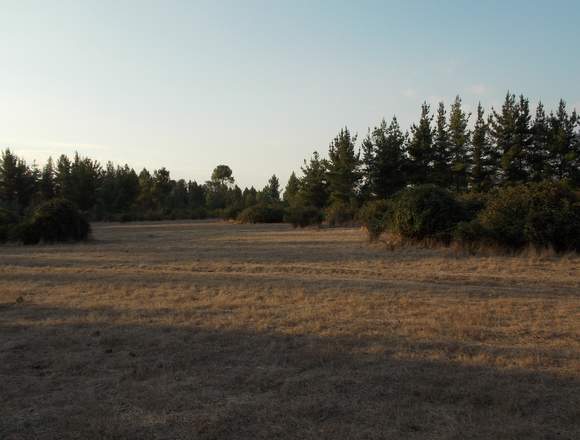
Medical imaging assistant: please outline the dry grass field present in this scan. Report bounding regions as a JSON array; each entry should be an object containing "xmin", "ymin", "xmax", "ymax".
[{"xmin": 1, "ymin": 221, "xmax": 579, "ymax": 439}]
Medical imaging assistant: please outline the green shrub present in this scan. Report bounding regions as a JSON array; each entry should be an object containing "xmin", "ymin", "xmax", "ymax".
[
  {"xmin": 16, "ymin": 199, "xmax": 91, "ymax": 245},
  {"xmin": 284, "ymin": 205, "xmax": 324, "ymax": 228},
  {"xmin": 457, "ymin": 192, "xmax": 488, "ymax": 222},
  {"xmin": 477, "ymin": 181, "xmax": 580, "ymax": 252},
  {"xmin": 190, "ymin": 207, "xmax": 208, "ymax": 220},
  {"xmin": 325, "ymin": 201, "xmax": 358, "ymax": 227},
  {"xmin": 238, "ymin": 204, "xmax": 284, "ymax": 224},
  {"xmin": 0, "ymin": 208, "xmax": 19, "ymax": 243},
  {"xmin": 357, "ymin": 200, "xmax": 389, "ymax": 241},
  {"xmin": 387, "ymin": 185, "xmax": 463, "ymax": 242}
]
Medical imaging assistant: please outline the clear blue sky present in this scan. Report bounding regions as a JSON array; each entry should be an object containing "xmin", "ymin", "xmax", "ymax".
[{"xmin": 1, "ymin": 0, "xmax": 579, "ymax": 188}]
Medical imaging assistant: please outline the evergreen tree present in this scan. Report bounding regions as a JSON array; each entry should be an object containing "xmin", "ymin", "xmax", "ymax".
[
  {"xmin": 407, "ymin": 102, "xmax": 434, "ymax": 185},
  {"xmin": 547, "ymin": 100, "xmax": 579, "ymax": 183},
  {"xmin": 448, "ymin": 96, "xmax": 471, "ymax": 191},
  {"xmin": 512, "ymin": 95, "xmax": 533, "ymax": 182},
  {"xmin": 432, "ymin": 103, "xmax": 452, "ymax": 187},
  {"xmin": 470, "ymin": 103, "xmax": 495, "ymax": 191},
  {"xmin": 242, "ymin": 186, "xmax": 258, "ymax": 208},
  {"xmin": 490, "ymin": 92, "xmax": 527, "ymax": 184},
  {"xmin": 0, "ymin": 149, "xmax": 38, "ymax": 214},
  {"xmin": 40, "ymin": 156, "xmax": 56, "ymax": 200},
  {"xmin": 283, "ymin": 172, "xmax": 300, "ymax": 205},
  {"xmin": 137, "ymin": 168, "xmax": 156, "ymax": 212},
  {"xmin": 368, "ymin": 117, "xmax": 407, "ymax": 198},
  {"xmin": 326, "ymin": 127, "xmax": 361, "ymax": 204},
  {"xmin": 299, "ymin": 151, "xmax": 329, "ymax": 209},
  {"xmin": 69, "ymin": 153, "xmax": 102, "ymax": 211},
  {"xmin": 188, "ymin": 181, "xmax": 206, "ymax": 209},
  {"xmin": 528, "ymin": 102, "xmax": 550, "ymax": 181},
  {"xmin": 115, "ymin": 165, "xmax": 140, "ymax": 213},
  {"xmin": 206, "ymin": 165, "xmax": 234, "ymax": 210},
  {"xmin": 55, "ymin": 154, "xmax": 73, "ymax": 199},
  {"xmin": 263, "ymin": 174, "xmax": 280, "ymax": 202},
  {"xmin": 211, "ymin": 165, "xmax": 234, "ymax": 186}
]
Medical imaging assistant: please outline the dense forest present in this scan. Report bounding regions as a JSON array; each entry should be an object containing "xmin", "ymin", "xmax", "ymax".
[{"xmin": 1, "ymin": 92, "xmax": 579, "ymax": 249}]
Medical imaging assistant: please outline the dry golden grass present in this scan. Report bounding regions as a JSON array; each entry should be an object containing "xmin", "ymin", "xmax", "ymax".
[{"xmin": 1, "ymin": 220, "xmax": 579, "ymax": 439}]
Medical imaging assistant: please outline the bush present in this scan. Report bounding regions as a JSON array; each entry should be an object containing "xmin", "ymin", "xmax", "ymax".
[
  {"xmin": 476, "ymin": 181, "xmax": 580, "ymax": 252},
  {"xmin": 387, "ymin": 185, "xmax": 463, "ymax": 242},
  {"xmin": 238, "ymin": 203, "xmax": 284, "ymax": 224},
  {"xmin": 284, "ymin": 205, "xmax": 324, "ymax": 228},
  {"xmin": 357, "ymin": 200, "xmax": 389, "ymax": 241},
  {"xmin": 190, "ymin": 207, "xmax": 208, "ymax": 220},
  {"xmin": 0, "ymin": 208, "xmax": 19, "ymax": 243},
  {"xmin": 15, "ymin": 199, "xmax": 91, "ymax": 245},
  {"xmin": 457, "ymin": 192, "xmax": 488, "ymax": 222},
  {"xmin": 325, "ymin": 201, "xmax": 358, "ymax": 227}
]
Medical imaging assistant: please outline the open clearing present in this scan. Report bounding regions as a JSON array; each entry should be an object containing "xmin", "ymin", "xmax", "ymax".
[{"xmin": 1, "ymin": 221, "xmax": 579, "ymax": 439}]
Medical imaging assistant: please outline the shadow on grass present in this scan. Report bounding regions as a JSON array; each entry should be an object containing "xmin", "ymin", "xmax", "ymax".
[{"xmin": 1, "ymin": 303, "xmax": 579, "ymax": 440}]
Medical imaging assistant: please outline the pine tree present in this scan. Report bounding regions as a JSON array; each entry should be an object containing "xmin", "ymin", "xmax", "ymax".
[
  {"xmin": 407, "ymin": 102, "xmax": 434, "ymax": 185},
  {"xmin": 40, "ymin": 156, "xmax": 56, "ymax": 200},
  {"xmin": 242, "ymin": 186, "xmax": 258, "ymax": 208},
  {"xmin": 448, "ymin": 96, "xmax": 471, "ymax": 191},
  {"xmin": 326, "ymin": 127, "xmax": 361, "ymax": 205},
  {"xmin": 490, "ymin": 92, "xmax": 527, "ymax": 184},
  {"xmin": 55, "ymin": 154, "xmax": 72, "ymax": 199},
  {"xmin": 283, "ymin": 172, "xmax": 300, "ymax": 205},
  {"xmin": 528, "ymin": 102, "xmax": 549, "ymax": 181},
  {"xmin": 69, "ymin": 153, "xmax": 102, "ymax": 212},
  {"xmin": 0, "ymin": 149, "xmax": 38, "ymax": 214},
  {"xmin": 512, "ymin": 95, "xmax": 533, "ymax": 182},
  {"xmin": 299, "ymin": 151, "xmax": 329, "ymax": 209},
  {"xmin": 263, "ymin": 174, "xmax": 280, "ymax": 202},
  {"xmin": 547, "ymin": 100, "xmax": 579, "ymax": 183},
  {"xmin": 432, "ymin": 103, "xmax": 452, "ymax": 187},
  {"xmin": 370, "ymin": 117, "xmax": 407, "ymax": 198},
  {"xmin": 470, "ymin": 103, "xmax": 495, "ymax": 191}
]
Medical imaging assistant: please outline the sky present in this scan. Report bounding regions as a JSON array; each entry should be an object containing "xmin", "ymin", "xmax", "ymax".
[{"xmin": 1, "ymin": 0, "xmax": 579, "ymax": 189}]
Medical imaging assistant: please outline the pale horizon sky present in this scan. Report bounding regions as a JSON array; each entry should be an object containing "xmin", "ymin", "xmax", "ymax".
[{"xmin": 1, "ymin": 0, "xmax": 579, "ymax": 189}]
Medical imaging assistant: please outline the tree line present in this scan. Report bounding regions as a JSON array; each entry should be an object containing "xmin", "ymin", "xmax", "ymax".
[
  {"xmin": 1, "ymin": 92, "xmax": 579, "ymax": 226},
  {"xmin": 285, "ymin": 93, "xmax": 579, "ymax": 220}
]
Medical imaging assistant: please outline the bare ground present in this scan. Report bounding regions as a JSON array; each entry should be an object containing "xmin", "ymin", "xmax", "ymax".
[{"xmin": 1, "ymin": 221, "xmax": 579, "ymax": 439}]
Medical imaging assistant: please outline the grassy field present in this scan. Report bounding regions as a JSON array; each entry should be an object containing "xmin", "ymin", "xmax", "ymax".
[{"xmin": 1, "ymin": 221, "xmax": 579, "ymax": 439}]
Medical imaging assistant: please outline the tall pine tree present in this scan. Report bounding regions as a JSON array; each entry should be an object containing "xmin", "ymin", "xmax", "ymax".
[
  {"xmin": 448, "ymin": 96, "xmax": 471, "ymax": 191},
  {"xmin": 326, "ymin": 127, "xmax": 361, "ymax": 205},
  {"xmin": 407, "ymin": 103, "xmax": 434, "ymax": 185}
]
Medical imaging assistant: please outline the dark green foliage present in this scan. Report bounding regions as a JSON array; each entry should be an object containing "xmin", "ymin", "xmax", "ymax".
[
  {"xmin": 262, "ymin": 175, "xmax": 280, "ymax": 202},
  {"xmin": 546, "ymin": 100, "xmax": 579, "ymax": 184},
  {"xmin": 387, "ymin": 185, "xmax": 464, "ymax": 242},
  {"xmin": 357, "ymin": 199, "xmax": 389, "ymax": 241},
  {"xmin": 298, "ymin": 152, "xmax": 329, "ymax": 209},
  {"xmin": 362, "ymin": 117, "xmax": 407, "ymax": 198},
  {"xmin": 238, "ymin": 203, "xmax": 284, "ymax": 224},
  {"xmin": 476, "ymin": 181, "xmax": 580, "ymax": 252},
  {"xmin": 456, "ymin": 191, "xmax": 488, "ymax": 222},
  {"xmin": 284, "ymin": 205, "xmax": 324, "ymax": 228},
  {"xmin": 326, "ymin": 128, "xmax": 361, "ymax": 205},
  {"xmin": 283, "ymin": 172, "xmax": 300, "ymax": 206},
  {"xmin": 325, "ymin": 201, "xmax": 357, "ymax": 227},
  {"xmin": 17, "ymin": 199, "xmax": 90, "ymax": 245},
  {"xmin": 0, "ymin": 207, "xmax": 18, "ymax": 242},
  {"xmin": 407, "ymin": 103, "xmax": 434, "ymax": 185},
  {"xmin": 0, "ymin": 149, "xmax": 38, "ymax": 215},
  {"xmin": 470, "ymin": 103, "xmax": 496, "ymax": 191},
  {"xmin": 490, "ymin": 93, "xmax": 531, "ymax": 184},
  {"xmin": 432, "ymin": 103, "xmax": 452, "ymax": 188},
  {"xmin": 448, "ymin": 96, "xmax": 471, "ymax": 192}
]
